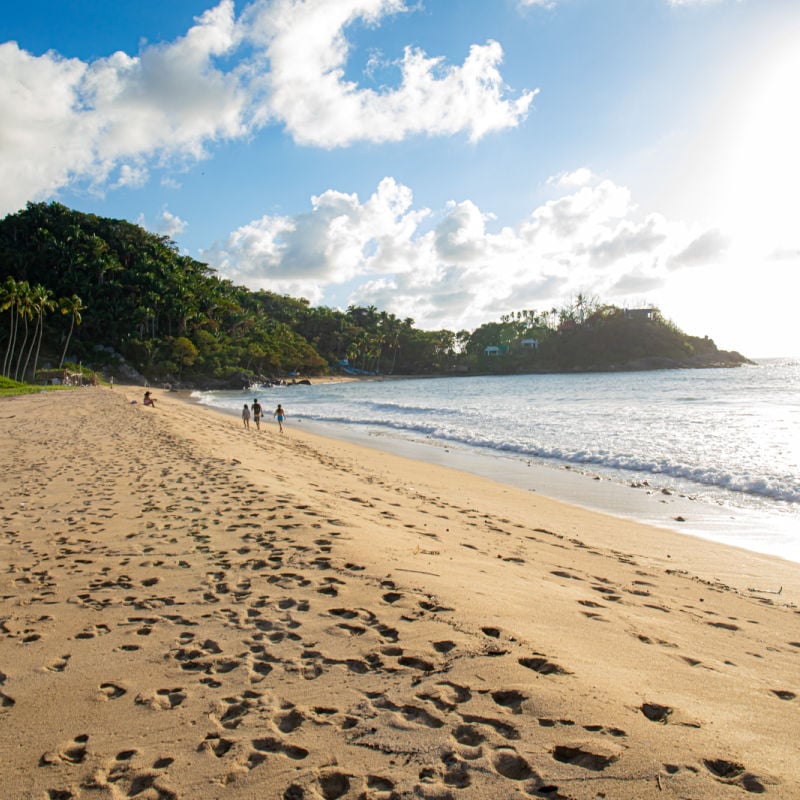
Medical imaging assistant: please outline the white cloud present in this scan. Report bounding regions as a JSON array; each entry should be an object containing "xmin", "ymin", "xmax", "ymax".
[
  {"xmin": 202, "ymin": 176, "xmax": 429, "ymax": 295},
  {"xmin": 205, "ymin": 172, "xmax": 721, "ymax": 331},
  {"xmin": 135, "ymin": 208, "xmax": 189, "ymax": 238},
  {"xmin": 246, "ymin": 0, "xmax": 535, "ymax": 147},
  {"xmin": 0, "ymin": 0, "xmax": 535, "ymax": 213},
  {"xmin": 668, "ymin": 228, "xmax": 728, "ymax": 269},
  {"xmin": 158, "ymin": 210, "xmax": 189, "ymax": 238},
  {"xmin": 548, "ymin": 167, "xmax": 593, "ymax": 188},
  {"xmin": 0, "ymin": 1, "xmax": 248, "ymax": 213},
  {"xmin": 0, "ymin": 43, "xmax": 94, "ymax": 212},
  {"xmin": 114, "ymin": 164, "xmax": 150, "ymax": 189}
]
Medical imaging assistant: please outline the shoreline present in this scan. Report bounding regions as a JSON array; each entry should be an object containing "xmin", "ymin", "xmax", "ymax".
[
  {"xmin": 187, "ymin": 385, "xmax": 800, "ymax": 565},
  {"xmin": 177, "ymin": 387, "xmax": 800, "ymax": 598},
  {"xmin": 296, "ymin": 417, "xmax": 800, "ymax": 560},
  {"xmin": 2, "ymin": 387, "xmax": 799, "ymax": 798}
]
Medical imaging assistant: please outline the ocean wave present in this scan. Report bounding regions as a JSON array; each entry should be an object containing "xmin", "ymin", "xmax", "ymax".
[
  {"xmin": 193, "ymin": 363, "xmax": 800, "ymax": 509},
  {"xmin": 301, "ymin": 412, "xmax": 800, "ymax": 505}
]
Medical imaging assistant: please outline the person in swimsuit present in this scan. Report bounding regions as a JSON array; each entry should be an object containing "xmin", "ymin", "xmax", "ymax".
[
  {"xmin": 252, "ymin": 399, "xmax": 262, "ymax": 430},
  {"xmin": 143, "ymin": 391, "xmax": 156, "ymax": 407},
  {"xmin": 242, "ymin": 403, "xmax": 251, "ymax": 429},
  {"xmin": 274, "ymin": 404, "xmax": 285, "ymax": 433}
]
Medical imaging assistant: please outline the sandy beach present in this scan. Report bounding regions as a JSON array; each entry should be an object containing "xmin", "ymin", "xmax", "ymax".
[{"xmin": 1, "ymin": 387, "xmax": 798, "ymax": 799}]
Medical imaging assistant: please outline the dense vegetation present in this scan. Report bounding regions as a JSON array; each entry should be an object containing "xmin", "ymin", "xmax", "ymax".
[{"xmin": 0, "ymin": 202, "xmax": 748, "ymax": 387}]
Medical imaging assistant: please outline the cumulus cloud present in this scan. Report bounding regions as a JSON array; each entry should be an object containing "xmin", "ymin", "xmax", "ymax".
[
  {"xmin": 136, "ymin": 208, "xmax": 189, "ymax": 238},
  {"xmin": 547, "ymin": 167, "xmax": 594, "ymax": 188},
  {"xmin": 668, "ymin": 228, "xmax": 728, "ymax": 269},
  {"xmin": 245, "ymin": 0, "xmax": 535, "ymax": 147},
  {"xmin": 0, "ymin": 1, "xmax": 247, "ymax": 213},
  {"xmin": 204, "ymin": 172, "xmax": 721, "ymax": 330},
  {"xmin": 0, "ymin": 43, "xmax": 95, "ymax": 212},
  {"xmin": 202, "ymin": 177, "xmax": 429, "ymax": 295},
  {"xmin": 0, "ymin": 0, "xmax": 535, "ymax": 213},
  {"xmin": 158, "ymin": 210, "xmax": 189, "ymax": 238}
]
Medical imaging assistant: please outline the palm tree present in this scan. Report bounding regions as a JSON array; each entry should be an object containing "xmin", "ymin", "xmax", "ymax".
[
  {"xmin": 0, "ymin": 277, "xmax": 19, "ymax": 378},
  {"xmin": 12, "ymin": 281, "xmax": 33, "ymax": 381},
  {"xmin": 58, "ymin": 294, "xmax": 86, "ymax": 369},
  {"xmin": 23, "ymin": 285, "xmax": 56, "ymax": 381},
  {"xmin": 389, "ymin": 331, "xmax": 401, "ymax": 374}
]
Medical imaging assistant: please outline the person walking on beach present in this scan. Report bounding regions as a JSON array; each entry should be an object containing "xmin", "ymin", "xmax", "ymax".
[
  {"xmin": 274, "ymin": 403, "xmax": 285, "ymax": 433},
  {"xmin": 242, "ymin": 403, "xmax": 251, "ymax": 429},
  {"xmin": 252, "ymin": 399, "xmax": 262, "ymax": 431}
]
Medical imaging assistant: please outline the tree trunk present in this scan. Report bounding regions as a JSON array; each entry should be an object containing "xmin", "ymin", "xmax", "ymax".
[
  {"xmin": 13, "ymin": 317, "xmax": 29, "ymax": 381},
  {"xmin": 2, "ymin": 308, "xmax": 16, "ymax": 377},
  {"xmin": 21, "ymin": 314, "xmax": 41, "ymax": 382},
  {"xmin": 59, "ymin": 317, "xmax": 76, "ymax": 369},
  {"xmin": 31, "ymin": 317, "xmax": 47, "ymax": 382}
]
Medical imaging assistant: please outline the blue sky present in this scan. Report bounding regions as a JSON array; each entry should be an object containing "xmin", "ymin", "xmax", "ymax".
[{"xmin": 1, "ymin": 0, "xmax": 798, "ymax": 356}]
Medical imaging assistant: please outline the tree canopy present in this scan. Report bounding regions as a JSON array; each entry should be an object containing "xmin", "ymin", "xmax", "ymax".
[{"xmin": 0, "ymin": 202, "xmax": 748, "ymax": 386}]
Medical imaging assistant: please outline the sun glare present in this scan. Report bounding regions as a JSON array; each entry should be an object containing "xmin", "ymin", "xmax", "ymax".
[{"xmin": 719, "ymin": 41, "xmax": 800, "ymax": 249}]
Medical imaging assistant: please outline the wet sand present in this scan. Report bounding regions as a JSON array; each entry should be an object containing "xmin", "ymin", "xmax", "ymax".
[{"xmin": 1, "ymin": 387, "xmax": 798, "ymax": 799}]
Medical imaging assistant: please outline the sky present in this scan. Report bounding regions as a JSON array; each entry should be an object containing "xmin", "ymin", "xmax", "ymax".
[{"xmin": 1, "ymin": 0, "xmax": 799, "ymax": 357}]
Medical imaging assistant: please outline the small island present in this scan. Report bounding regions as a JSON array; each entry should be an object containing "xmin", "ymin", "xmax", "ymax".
[{"xmin": 0, "ymin": 202, "xmax": 749, "ymax": 389}]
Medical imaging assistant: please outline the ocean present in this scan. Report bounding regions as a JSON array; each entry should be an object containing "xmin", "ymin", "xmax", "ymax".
[{"xmin": 193, "ymin": 359, "xmax": 800, "ymax": 563}]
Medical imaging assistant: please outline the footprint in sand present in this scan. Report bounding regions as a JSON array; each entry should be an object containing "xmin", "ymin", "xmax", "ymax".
[
  {"xmin": 552, "ymin": 742, "xmax": 621, "ymax": 771},
  {"xmin": 276, "ymin": 707, "xmax": 305, "ymax": 733},
  {"xmin": 518, "ymin": 655, "xmax": 571, "ymax": 676},
  {"xmin": 199, "ymin": 733, "xmax": 235, "ymax": 758},
  {"xmin": 135, "ymin": 688, "xmax": 186, "ymax": 710},
  {"xmin": 452, "ymin": 723, "xmax": 485, "ymax": 746},
  {"xmin": 492, "ymin": 747, "xmax": 533, "ymax": 781},
  {"xmin": 99, "ymin": 682, "xmax": 126, "ymax": 700},
  {"xmin": 250, "ymin": 736, "xmax": 309, "ymax": 761},
  {"xmin": 213, "ymin": 691, "xmax": 262, "ymax": 729},
  {"xmin": 492, "ymin": 689, "xmax": 528, "ymax": 714},
  {"xmin": 44, "ymin": 655, "xmax": 71, "ymax": 673},
  {"xmin": 641, "ymin": 702, "xmax": 673, "ymax": 723},
  {"xmin": 552, "ymin": 569, "xmax": 583, "ymax": 581},
  {"xmin": 42, "ymin": 734, "xmax": 89, "ymax": 766},
  {"xmin": 703, "ymin": 758, "xmax": 766, "ymax": 793},
  {"xmin": 316, "ymin": 770, "xmax": 350, "ymax": 799},
  {"xmin": 459, "ymin": 713, "xmax": 519, "ymax": 741}
]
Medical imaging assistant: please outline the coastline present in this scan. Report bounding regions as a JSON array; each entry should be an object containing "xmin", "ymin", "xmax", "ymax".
[
  {"xmin": 189, "ymin": 379, "xmax": 800, "ymax": 565},
  {"xmin": 2, "ymin": 387, "xmax": 799, "ymax": 798}
]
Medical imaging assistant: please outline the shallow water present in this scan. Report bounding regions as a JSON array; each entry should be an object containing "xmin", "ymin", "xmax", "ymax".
[{"xmin": 194, "ymin": 359, "xmax": 800, "ymax": 562}]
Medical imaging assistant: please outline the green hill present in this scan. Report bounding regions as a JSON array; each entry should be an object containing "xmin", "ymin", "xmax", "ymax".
[{"xmin": 0, "ymin": 202, "xmax": 750, "ymax": 387}]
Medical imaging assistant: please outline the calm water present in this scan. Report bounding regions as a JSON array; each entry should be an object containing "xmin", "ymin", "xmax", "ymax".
[{"xmin": 194, "ymin": 359, "xmax": 800, "ymax": 560}]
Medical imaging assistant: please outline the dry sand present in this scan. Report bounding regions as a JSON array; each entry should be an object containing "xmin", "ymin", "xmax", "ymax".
[{"xmin": 1, "ymin": 387, "xmax": 798, "ymax": 800}]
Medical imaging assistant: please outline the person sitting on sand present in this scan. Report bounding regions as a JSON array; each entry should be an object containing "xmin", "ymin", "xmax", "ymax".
[
  {"xmin": 143, "ymin": 391, "xmax": 156, "ymax": 407},
  {"xmin": 274, "ymin": 404, "xmax": 285, "ymax": 433},
  {"xmin": 252, "ymin": 399, "xmax": 262, "ymax": 431},
  {"xmin": 242, "ymin": 403, "xmax": 251, "ymax": 429}
]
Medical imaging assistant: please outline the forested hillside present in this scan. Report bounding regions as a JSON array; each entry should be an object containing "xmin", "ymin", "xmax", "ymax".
[{"xmin": 0, "ymin": 202, "xmax": 749, "ymax": 387}]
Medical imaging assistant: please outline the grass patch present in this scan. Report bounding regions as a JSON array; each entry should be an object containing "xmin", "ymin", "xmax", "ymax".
[{"xmin": 0, "ymin": 377, "xmax": 73, "ymax": 397}]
